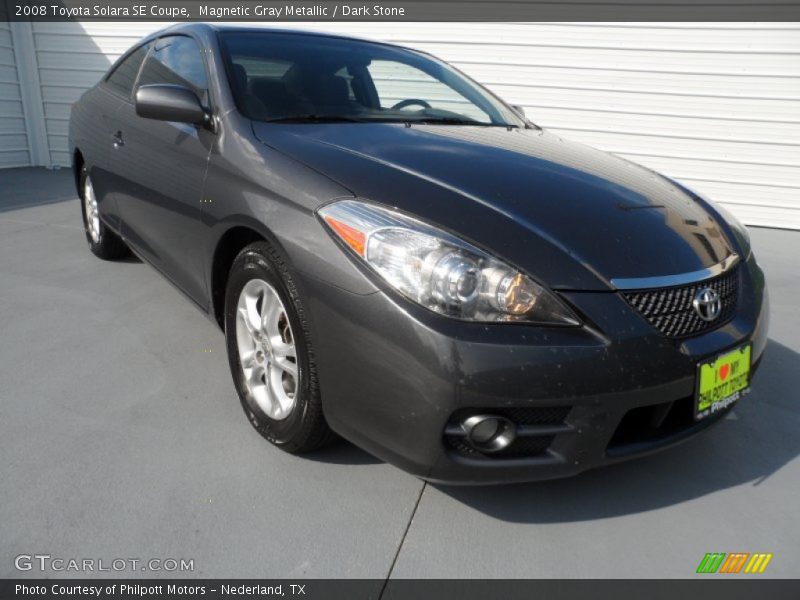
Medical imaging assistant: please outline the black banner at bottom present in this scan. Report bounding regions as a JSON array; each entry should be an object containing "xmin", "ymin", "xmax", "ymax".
[{"xmin": 3, "ymin": 579, "xmax": 800, "ymax": 600}]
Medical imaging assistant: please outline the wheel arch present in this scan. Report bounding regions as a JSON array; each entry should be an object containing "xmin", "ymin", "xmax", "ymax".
[
  {"xmin": 209, "ymin": 220, "xmax": 293, "ymax": 331},
  {"xmin": 72, "ymin": 148, "xmax": 84, "ymax": 195}
]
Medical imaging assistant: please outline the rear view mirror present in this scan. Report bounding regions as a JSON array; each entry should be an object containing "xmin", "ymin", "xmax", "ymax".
[
  {"xmin": 135, "ymin": 84, "xmax": 209, "ymax": 125},
  {"xmin": 510, "ymin": 104, "xmax": 526, "ymax": 118}
]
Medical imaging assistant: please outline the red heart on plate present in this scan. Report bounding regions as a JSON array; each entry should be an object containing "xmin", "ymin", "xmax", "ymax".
[{"xmin": 719, "ymin": 364, "xmax": 730, "ymax": 381}]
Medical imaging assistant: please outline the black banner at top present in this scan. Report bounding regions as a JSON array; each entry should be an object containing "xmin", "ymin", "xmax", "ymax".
[{"xmin": 4, "ymin": 0, "xmax": 800, "ymax": 22}]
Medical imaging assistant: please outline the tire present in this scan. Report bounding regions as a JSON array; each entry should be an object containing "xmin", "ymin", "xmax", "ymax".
[
  {"xmin": 224, "ymin": 241, "xmax": 334, "ymax": 453},
  {"xmin": 79, "ymin": 166, "xmax": 129, "ymax": 260}
]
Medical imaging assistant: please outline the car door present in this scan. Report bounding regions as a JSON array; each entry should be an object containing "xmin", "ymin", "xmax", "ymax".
[
  {"xmin": 86, "ymin": 42, "xmax": 151, "ymax": 231},
  {"xmin": 113, "ymin": 34, "xmax": 214, "ymax": 307}
]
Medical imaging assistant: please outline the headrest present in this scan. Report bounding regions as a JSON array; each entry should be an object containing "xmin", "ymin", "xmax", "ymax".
[
  {"xmin": 231, "ymin": 63, "xmax": 248, "ymax": 92},
  {"xmin": 250, "ymin": 78, "xmax": 290, "ymax": 101},
  {"xmin": 306, "ymin": 75, "xmax": 349, "ymax": 105}
]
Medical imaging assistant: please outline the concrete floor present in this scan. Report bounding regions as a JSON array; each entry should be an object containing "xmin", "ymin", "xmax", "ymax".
[{"xmin": 1, "ymin": 168, "xmax": 797, "ymax": 580}]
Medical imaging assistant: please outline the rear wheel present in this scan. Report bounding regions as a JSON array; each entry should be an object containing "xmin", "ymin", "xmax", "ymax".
[
  {"xmin": 224, "ymin": 242, "xmax": 334, "ymax": 453},
  {"xmin": 79, "ymin": 167, "xmax": 129, "ymax": 260}
]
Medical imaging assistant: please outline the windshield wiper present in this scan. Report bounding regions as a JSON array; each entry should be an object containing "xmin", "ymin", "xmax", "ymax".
[
  {"xmin": 263, "ymin": 114, "xmax": 515, "ymax": 127},
  {"xmin": 411, "ymin": 117, "xmax": 510, "ymax": 127},
  {"xmin": 263, "ymin": 114, "xmax": 365, "ymax": 124}
]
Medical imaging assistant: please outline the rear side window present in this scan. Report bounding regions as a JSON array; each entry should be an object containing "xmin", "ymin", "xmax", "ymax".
[
  {"xmin": 106, "ymin": 43, "xmax": 149, "ymax": 98},
  {"xmin": 137, "ymin": 35, "xmax": 208, "ymax": 98}
]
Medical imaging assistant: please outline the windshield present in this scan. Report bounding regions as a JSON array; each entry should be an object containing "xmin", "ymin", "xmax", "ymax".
[{"xmin": 219, "ymin": 31, "xmax": 525, "ymax": 127}]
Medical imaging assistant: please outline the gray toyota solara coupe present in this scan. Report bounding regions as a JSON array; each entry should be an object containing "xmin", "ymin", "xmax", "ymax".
[{"xmin": 69, "ymin": 24, "xmax": 768, "ymax": 483}]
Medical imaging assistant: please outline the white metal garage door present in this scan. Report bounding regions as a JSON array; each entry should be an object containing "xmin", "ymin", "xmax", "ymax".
[
  {"xmin": 7, "ymin": 21, "xmax": 800, "ymax": 229},
  {"xmin": 0, "ymin": 16, "xmax": 30, "ymax": 168}
]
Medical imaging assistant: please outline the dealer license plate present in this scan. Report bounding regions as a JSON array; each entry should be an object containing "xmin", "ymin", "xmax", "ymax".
[{"xmin": 695, "ymin": 344, "xmax": 751, "ymax": 421}]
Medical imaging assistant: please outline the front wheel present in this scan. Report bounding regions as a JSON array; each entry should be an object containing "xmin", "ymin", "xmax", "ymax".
[
  {"xmin": 224, "ymin": 242, "xmax": 334, "ymax": 453},
  {"xmin": 79, "ymin": 167, "xmax": 129, "ymax": 260}
]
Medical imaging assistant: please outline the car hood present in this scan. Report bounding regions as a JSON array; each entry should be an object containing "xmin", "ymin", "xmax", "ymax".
[{"xmin": 252, "ymin": 122, "xmax": 735, "ymax": 291}]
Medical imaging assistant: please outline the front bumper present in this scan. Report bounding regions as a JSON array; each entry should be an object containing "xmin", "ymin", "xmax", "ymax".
[{"xmin": 299, "ymin": 254, "xmax": 769, "ymax": 484}]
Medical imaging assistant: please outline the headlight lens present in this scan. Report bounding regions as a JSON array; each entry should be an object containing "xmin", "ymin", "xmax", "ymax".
[{"xmin": 318, "ymin": 200, "xmax": 580, "ymax": 325}]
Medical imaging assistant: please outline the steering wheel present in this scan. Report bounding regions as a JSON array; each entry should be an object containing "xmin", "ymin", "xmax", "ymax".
[{"xmin": 391, "ymin": 99, "xmax": 431, "ymax": 111}]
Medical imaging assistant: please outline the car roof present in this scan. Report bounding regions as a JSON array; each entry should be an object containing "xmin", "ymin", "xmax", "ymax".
[{"xmin": 151, "ymin": 22, "xmax": 416, "ymax": 53}]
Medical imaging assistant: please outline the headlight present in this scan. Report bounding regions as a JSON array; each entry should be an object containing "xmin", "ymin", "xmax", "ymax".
[{"xmin": 318, "ymin": 200, "xmax": 580, "ymax": 325}]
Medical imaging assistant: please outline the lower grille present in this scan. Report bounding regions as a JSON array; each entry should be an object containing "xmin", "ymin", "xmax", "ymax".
[
  {"xmin": 450, "ymin": 406, "xmax": 570, "ymax": 427},
  {"xmin": 623, "ymin": 265, "xmax": 740, "ymax": 338},
  {"xmin": 606, "ymin": 394, "xmax": 732, "ymax": 457},
  {"xmin": 607, "ymin": 395, "xmax": 694, "ymax": 452}
]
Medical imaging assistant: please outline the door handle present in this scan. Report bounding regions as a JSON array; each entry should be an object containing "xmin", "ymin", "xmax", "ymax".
[{"xmin": 112, "ymin": 131, "xmax": 125, "ymax": 148}]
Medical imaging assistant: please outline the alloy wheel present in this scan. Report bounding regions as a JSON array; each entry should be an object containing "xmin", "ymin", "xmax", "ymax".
[
  {"xmin": 235, "ymin": 279, "xmax": 299, "ymax": 420},
  {"xmin": 83, "ymin": 176, "xmax": 101, "ymax": 243}
]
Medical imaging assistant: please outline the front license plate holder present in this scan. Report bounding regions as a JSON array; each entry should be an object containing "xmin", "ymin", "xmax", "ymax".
[{"xmin": 695, "ymin": 343, "xmax": 752, "ymax": 421}]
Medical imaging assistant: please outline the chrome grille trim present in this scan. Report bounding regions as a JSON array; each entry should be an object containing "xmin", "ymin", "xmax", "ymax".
[{"xmin": 610, "ymin": 254, "xmax": 739, "ymax": 291}]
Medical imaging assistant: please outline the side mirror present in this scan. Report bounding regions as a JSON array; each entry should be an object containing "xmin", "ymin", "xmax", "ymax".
[
  {"xmin": 135, "ymin": 84, "xmax": 209, "ymax": 125},
  {"xmin": 510, "ymin": 104, "xmax": 526, "ymax": 118}
]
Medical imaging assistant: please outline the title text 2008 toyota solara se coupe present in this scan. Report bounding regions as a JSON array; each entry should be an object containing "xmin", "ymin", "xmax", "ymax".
[{"xmin": 69, "ymin": 24, "xmax": 768, "ymax": 484}]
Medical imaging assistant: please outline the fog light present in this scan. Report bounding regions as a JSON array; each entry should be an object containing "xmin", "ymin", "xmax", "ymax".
[{"xmin": 461, "ymin": 415, "xmax": 516, "ymax": 453}]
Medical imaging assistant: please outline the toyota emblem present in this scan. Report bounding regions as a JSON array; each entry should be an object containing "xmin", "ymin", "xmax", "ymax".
[{"xmin": 693, "ymin": 287, "xmax": 722, "ymax": 322}]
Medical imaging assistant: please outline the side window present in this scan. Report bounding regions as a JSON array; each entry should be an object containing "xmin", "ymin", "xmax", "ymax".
[
  {"xmin": 106, "ymin": 43, "xmax": 149, "ymax": 98},
  {"xmin": 367, "ymin": 59, "xmax": 489, "ymax": 121},
  {"xmin": 137, "ymin": 36, "xmax": 208, "ymax": 98}
]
